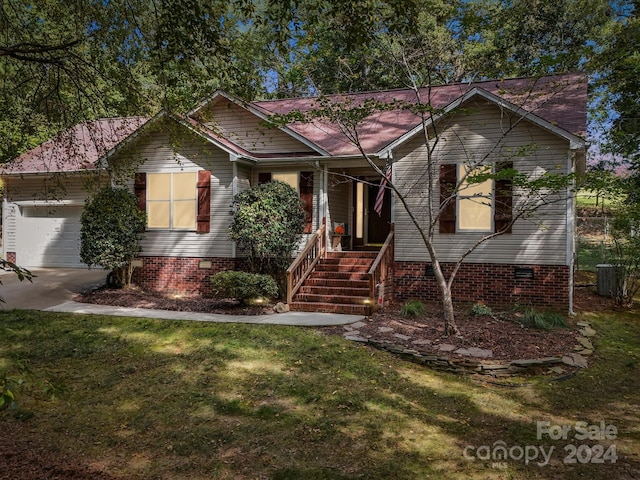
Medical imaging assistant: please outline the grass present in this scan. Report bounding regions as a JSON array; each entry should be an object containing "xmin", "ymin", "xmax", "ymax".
[{"xmin": 1, "ymin": 306, "xmax": 640, "ymax": 479}]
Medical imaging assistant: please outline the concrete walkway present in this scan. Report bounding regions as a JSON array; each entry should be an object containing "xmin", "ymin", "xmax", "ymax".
[
  {"xmin": 0, "ymin": 267, "xmax": 364, "ymax": 326},
  {"xmin": 44, "ymin": 300, "xmax": 365, "ymax": 327}
]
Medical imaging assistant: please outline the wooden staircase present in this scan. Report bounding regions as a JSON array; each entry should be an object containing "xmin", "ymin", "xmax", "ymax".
[{"xmin": 289, "ymin": 251, "xmax": 378, "ymax": 315}]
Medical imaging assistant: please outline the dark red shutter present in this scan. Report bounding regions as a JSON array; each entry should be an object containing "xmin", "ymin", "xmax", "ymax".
[
  {"xmin": 197, "ymin": 170, "xmax": 211, "ymax": 233},
  {"xmin": 258, "ymin": 172, "xmax": 272, "ymax": 184},
  {"xmin": 300, "ymin": 171, "xmax": 314, "ymax": 234},
  {"xmin": 134, "ymin": 172, "xmax": 146, "ymax": 212},
  {"xmin": 494, "ymin": 162, "xmax": 513, "ymax": 234},
  {"xmin": 439, "ymin": 164, "xmax": 457, "ymax": 234}
]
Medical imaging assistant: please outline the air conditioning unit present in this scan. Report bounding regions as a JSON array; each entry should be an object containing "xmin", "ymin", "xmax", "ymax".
[{"xmin": 596, "ymin": 264, "xmax": 624, "ymax": 297}]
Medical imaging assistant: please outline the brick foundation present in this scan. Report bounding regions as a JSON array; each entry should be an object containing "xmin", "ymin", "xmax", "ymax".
[
  {"xmin": 6, "ymin": 252, "xmax": 16, "ymax": 264},
  {"xmin": 132, "ymin": 256, "xmax": 239, "ymax": 296},
  {"xmin": 394, "ymin": 262, "xmax": 570, "ymax": 310}
]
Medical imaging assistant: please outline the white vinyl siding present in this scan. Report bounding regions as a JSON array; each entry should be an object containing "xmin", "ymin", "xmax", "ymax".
[
  {"xmin": 393, "ymin": 101, "xmax": 571, "ymax": 266},
  {"xmin": 114, "ymin": 124, "xmax": 235, "ymax": 258},
  {"xmin": 2, "ymin": 175, "xmax": 93, "ymax": 267},
  {"xmin": 203, "ymin": 100, "xmax": 316, "ymax": 155}
]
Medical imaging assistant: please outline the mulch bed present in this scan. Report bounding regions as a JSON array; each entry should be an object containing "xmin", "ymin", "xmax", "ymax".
[{"xmin": 73, "ymin": 283, "xmax": 615, "ymax": 362}]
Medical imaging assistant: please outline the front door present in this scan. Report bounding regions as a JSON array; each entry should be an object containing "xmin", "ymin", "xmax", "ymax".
[{"xmin": 353, "ymin": 178, "xmax": 391, "ymax": 247}]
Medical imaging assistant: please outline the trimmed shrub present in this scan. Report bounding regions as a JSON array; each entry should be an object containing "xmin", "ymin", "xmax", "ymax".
[
  {"xmin": 210, "ymin": 271, "xmax": 278, "ymax": 305},
  {"xmin": 80, "ymin": 186, "xmax": 146, "ymax": 287},
  {"xmin": 401, "ymin": 299, "xmax": 426, "ymax": 317},
  {"xmin": 471, "ymin": 303, "xmax": 493, "ymax": 317},
  {"xmin": 520, "ymin": 309, "xmax": 568, "ymax": 330}
]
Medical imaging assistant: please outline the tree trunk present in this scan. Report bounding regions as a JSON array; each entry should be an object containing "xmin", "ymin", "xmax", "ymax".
[{"xmin": 430, "ymin": 258, "xmax": 459, "ymax": 336}]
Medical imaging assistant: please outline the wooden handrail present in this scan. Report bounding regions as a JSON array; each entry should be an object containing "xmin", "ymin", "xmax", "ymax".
[
  {"xmin": 367, "ymin": 224, "xmax": 395, "ymax": 309},
  {"xmin": 286, "ymin": 218, "xmax": 327, "ymax": 304}
]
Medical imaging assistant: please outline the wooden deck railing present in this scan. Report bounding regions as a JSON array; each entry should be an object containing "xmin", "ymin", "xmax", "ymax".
[
  {"xmin": 367, "ymin": 224, "xmax": 395, "ymax": 309},
  {"xmin": 286, "ymin": 218, "xmax": 327, "ymax": 304}
]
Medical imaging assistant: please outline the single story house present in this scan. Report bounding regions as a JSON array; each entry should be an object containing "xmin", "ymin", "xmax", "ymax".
[{"xmin": 1, "ymin": 73, "xmax": 587, "ymax": 314}]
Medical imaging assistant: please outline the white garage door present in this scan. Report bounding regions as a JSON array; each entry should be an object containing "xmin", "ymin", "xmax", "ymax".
[{"xmin": 16, "ymin": 206, "xmax": 86, "ymax": 268}]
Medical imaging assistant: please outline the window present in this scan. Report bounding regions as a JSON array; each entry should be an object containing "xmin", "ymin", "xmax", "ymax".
[
  {"xmin": 135, "ymin": 171, "xmax": 211, "ymax": 233},
  {"xmin": 457, "ymin": 164, "xmax": 493, "ymax": 232},
  {"xmin": 439, "ymin": 163, "xmax": 513, "ymax": 234}
]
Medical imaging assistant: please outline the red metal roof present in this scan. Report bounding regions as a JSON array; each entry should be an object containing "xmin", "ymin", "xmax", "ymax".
[
  {"xmin": 3, "ymin": 74, "xmax": 586, "ymax": 172},
  {"xmin": 2, "ymin": 117, "xmax": 150, "ymax": 174},
  {"xmin": 252, "ymin": 73, "xmax": 587, "ymax": 156}
]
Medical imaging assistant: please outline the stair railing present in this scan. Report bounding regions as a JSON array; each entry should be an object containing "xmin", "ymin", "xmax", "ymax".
[
  {"xmin": 286, "ymin": 218, "xmax": 327, "ymax": 304},
  {"xmin": 367, "ymin": 224, "xmax": 395, "ymax": 309}
]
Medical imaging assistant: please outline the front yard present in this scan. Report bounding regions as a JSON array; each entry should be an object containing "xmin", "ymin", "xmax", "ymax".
[{"xmin": 1, "ymin": 297, "xmax": 639, "ymax": 479}]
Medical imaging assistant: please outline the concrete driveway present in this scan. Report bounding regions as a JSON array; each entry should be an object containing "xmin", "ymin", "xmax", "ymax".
[{"xmin": 0, "ymin": 268, "xmax": 106, "ymax": 310}]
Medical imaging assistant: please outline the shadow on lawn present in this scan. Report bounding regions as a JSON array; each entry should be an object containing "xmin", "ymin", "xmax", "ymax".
[{"xmin": 1, "ymin": 308, "xmax": 639, "ymax": 479}]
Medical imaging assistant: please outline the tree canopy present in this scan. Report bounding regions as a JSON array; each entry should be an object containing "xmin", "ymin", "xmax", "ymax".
[{"xmin": 1, "ymin": 0, "xmax": 635, "ymax": 168}]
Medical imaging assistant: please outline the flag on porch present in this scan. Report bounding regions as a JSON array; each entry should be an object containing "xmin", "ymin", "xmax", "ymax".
[{"xmin": 374, "ymin": 160, "xmax": 392, "ymax": 216}]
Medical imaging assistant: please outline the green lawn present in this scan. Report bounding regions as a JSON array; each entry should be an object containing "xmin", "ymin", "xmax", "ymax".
[{"xmin": 1, "ymin": 307, "xmax": 639, "ymax": 479}]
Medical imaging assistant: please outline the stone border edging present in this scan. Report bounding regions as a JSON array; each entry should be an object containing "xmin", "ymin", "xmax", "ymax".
[{"xmin": 344, "ymin": 320, "xmax": 596, "ymax": 377}]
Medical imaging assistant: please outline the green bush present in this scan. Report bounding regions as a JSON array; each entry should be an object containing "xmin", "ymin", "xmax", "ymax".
[
  {"xmin": 471, "ymin": 303, "xmax": 493, "ymax": 317},
  {"xmin": 80, "ymin": 186, "xmax": 146, "ymax": 286},
  {"xmin": 400, "ymin": 299, "xmax": 426, "ymax": 317},
  {"xmin": 520, "ymin": 309, "xmax": 568, "ymax": 330},
  {"xmin": 210, "ymin": 271, "xmax": 278, "ymax": 305},
  {"xmin": 228, "ymin": 180, "xmax": 306, "ymax": 295}
]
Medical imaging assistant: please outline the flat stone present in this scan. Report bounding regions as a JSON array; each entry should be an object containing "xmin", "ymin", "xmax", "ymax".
[
  {"xmin": 437, "ymin": 344, "xmax": 457, "ymax": 352},
  {"xmin": 412, "ymin": 339, "xmax": 432, "ymax": 345},
  {"xmin": 481, "ymin": 364, "xmax": 511, "ymax": 371},
  {"xmin": 392, "ymin": 333, "xmax": 411, "ymax": 341},
  {"xmin": 562, "ymin": 353, "xmax": 588, "ymax": 368},
  {"xmin": 579, "ymin": 349, "xmax": 593, "ymax": 356},
  {"xmin": 377, "ymin": 327, "xmax": 394, "ymax": 333},
  {"xmin": 548, "ymin": 366, "xmax": 566, "ymax": 374},
  {"xmin": 349, "ymin": 321, "xmax": 367, "ymax": 329},
  {"xmin": 579, "ymin": 327, "xmax": 597, "ymax": 337},
  {"xmin": 512, "ymin": 359, "xmax": 545, "ymax": 366},
  {"xmin": 577, "ymin": 337, "xmax": 594, "ymax": 349},
  {"xmin": 454, "ymin": 347, "xmax": 493, "ymax": 358},
  {"xmin": 344, "ymin": 330, "xmax": 360, "ymax": 336},
  {"xmin": 343, "ymin": 325, "xmax": 355, "ymax": 331},
  {"xmin": 345, "ymin": 335, "xmax": 368, "ymax": 343},
  {"xmin": 576, "ymin": 321, "xmax": 591, "ymax": 327}
]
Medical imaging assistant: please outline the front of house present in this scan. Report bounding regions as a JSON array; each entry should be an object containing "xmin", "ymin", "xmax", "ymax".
[{"xmin": 1, "ymin": 73, "xmax": 587, "ymax": 312}]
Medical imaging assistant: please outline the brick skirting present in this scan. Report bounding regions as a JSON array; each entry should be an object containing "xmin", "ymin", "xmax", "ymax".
[
  {"xmin": 130, "ymin": 256, "xmax": 570, "ymax": 310},
  {"xmin": 394, "ymin": 262, "xmax": 570, "ymax": 309},
  {"xmin": 131, "ymin": 256, "xmax": 239, "ymax": 296}
]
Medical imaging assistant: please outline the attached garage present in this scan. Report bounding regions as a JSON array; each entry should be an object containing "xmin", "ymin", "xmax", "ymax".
[{"xmin": 14, "ymin": 205, "xmax": 85, "ymax": 268}]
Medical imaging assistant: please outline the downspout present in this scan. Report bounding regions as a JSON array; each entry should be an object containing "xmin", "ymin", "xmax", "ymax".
[
  {"xmin": 567, "ymin": 149, "xmax": 579, "ymax": 316},
  {"xmin": 231, "ymin": 154, "xmax": 238, "ymax": 258}
]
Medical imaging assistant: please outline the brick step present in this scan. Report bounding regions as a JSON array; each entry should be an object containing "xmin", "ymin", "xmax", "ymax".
[
  {"xmin": 315, "ymin": 263, "xmax": 371, "ymax": 273},
  {"xmin": 289, "ymin": 301, "xmax": 372, "ymax": 315},
  {"xmin": 326, "ymin": 251, "xmax": 378, "ymax": 259},
  {"xmin": 293, "ymin": 293, "xmax": 370, "ymax": 305},
  {"xmin": 308, "ymin": 271, "xmax": 370, "ymax": 281},
  {"xmin": 319, "ymin": 257, "xmax": 376, "ymax": 267},
  {"xmin": 298, "ymin": 285, "xmax": 370, "ymax": 296},
  {"xmin": 303, "ymin": 278, "xmax": 369, "ymax": 288}
]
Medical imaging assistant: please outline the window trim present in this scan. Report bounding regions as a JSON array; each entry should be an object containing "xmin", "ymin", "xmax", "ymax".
[
  {"xmin": 439, "ymin": 162, "xmax": 513, "ymax": 235},
  {"xmin": 456, "ymin": 164, "xmax": 494, "ymax": 233},
  {"xmin": 135, "ymin": 170, "xmax": 211, "ymax": 233}
]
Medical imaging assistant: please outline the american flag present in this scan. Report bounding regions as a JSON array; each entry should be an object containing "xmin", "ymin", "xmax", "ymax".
[{"xmin": 374, "ymin": 160, "xmax": 392, "ymax": 216}]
